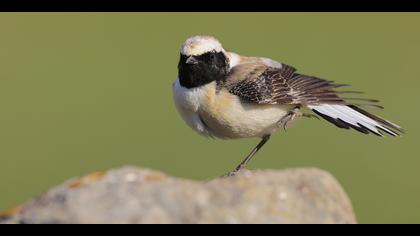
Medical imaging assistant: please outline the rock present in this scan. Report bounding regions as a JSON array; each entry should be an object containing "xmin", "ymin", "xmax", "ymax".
[{"xmin": 0, "ymin": 166, "xmax": 357, "ymax": 224}]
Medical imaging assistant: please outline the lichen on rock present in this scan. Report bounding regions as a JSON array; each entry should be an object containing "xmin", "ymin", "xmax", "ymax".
[{"xmin": 0, "ymin": 166, "xmax": 357, "ymax": 224}]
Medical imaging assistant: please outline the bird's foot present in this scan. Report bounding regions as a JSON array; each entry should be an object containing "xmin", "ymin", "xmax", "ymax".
[
  {"xmin": 302, "ymin": 113, "xmax": 320, "ymax": 120},
  {"xmin": 278, "ymin": 108, "xmax": 302, "ymax": 131},
  {"xmin": 278, "ymin": 108, "xmax": 319, "ymax": 131},
  {"xmin": 222, "ymin": 165, "xmax": 246, "ymax": 178}
]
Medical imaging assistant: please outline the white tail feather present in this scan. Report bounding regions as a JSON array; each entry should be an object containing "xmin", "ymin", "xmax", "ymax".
[{"xmin": 308, "ymin": 104, "xmax": 399, "ymax": 136}]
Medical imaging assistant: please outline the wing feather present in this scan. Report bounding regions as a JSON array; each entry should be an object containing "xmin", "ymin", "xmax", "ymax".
[
  {"xmin": 224, "ymin": 62, "xmax": 403, "ymax": 136},
  {"xmin": 226, "ymin": 64, "xmax": 380, "ymax": 106}
]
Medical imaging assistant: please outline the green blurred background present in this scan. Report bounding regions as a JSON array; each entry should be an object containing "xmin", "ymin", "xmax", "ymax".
[{"xmin": 0, "ymin": 13, "xmax": 418, "ymax": 223}]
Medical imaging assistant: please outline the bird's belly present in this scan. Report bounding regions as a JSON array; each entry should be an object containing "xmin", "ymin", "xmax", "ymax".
[{"xmin": 199, "ymin": 94, "xmax": 294, "ymax": 139}]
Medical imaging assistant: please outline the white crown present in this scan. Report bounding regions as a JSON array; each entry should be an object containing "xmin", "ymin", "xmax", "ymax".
[{"xmin": 180, "ymin": 35, "xmax": 225, "ymax": 56}]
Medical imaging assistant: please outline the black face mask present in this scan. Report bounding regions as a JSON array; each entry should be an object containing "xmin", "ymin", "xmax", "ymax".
[{"xmin": 178, "ymin": 51, "xmax": 230, "ymax": 89}]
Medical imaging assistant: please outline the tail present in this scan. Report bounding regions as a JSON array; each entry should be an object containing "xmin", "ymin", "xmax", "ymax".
[{"xmin": 308, "ymin": 104, "xmax": 404, "ymax": 137}]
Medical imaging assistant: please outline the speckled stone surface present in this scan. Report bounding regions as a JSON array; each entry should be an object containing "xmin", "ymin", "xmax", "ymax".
[{"xmin": 0, "ymin": 166, "xmax": 356, "ymax": 224}]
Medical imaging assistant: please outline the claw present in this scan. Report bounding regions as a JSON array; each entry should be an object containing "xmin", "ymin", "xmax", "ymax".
[
  {"xmin": 302, "ymin": 113, "xmax": 320, "ymax": 120},
  {"xmin": 278, "ymin": 108, "xmax": 301, "ymax": 131}
]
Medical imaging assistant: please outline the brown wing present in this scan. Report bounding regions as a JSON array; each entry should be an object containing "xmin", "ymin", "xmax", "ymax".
[
  {"xmin": 226, "ymin": 63, "xmax": 368, "ymax": 106},
  {"xmin": 225, "ymin": 63, "xmax": 404, "ymax": 136}
]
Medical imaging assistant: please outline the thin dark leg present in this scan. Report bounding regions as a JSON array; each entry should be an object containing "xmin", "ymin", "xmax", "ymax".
[{"xmin": 225, "ymin": 135, "xmax": 271, "ymax": 177}]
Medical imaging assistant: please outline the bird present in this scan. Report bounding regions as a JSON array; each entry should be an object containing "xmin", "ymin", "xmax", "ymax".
[{"xmin": 172, "ymin": 35, "xmax": 403, "ymax": 177}]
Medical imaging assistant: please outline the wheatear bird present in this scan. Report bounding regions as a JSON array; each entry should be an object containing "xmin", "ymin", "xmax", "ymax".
[{"xmin": 173, "ymin": 35, "xmax": 403, "ymax": 176}]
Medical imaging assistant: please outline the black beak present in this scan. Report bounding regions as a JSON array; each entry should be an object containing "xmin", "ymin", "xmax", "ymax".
[{"xmin": 186, "ymin": 56, "xmax": 198, "ymax": 65}]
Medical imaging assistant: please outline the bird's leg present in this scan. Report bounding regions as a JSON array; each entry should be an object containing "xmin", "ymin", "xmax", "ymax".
[
  {"xmin": 302, "ymin": 113, "xmax": 320, "ymax": 120},
  {"xmin": 277, "ymin": 108, "xmax": 302, "ymax": 131},
  {"xmin": 224, "ymin": 135, "xmax": 271, "ymax": 177},
  {"xmin": 278, "ymin": 108, "xmax": 319, "ymax": 131}
]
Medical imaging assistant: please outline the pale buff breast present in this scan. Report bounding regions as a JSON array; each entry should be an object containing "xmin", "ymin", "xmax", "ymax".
[{"xmin": 198, "ymin": 82, "xmax": 294, "ymax": 139}]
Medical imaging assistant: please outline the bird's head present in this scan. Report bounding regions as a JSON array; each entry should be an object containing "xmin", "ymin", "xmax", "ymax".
[{"xmin": 178, "ymin": 35, "xmax": 230, "ymax": 88}]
